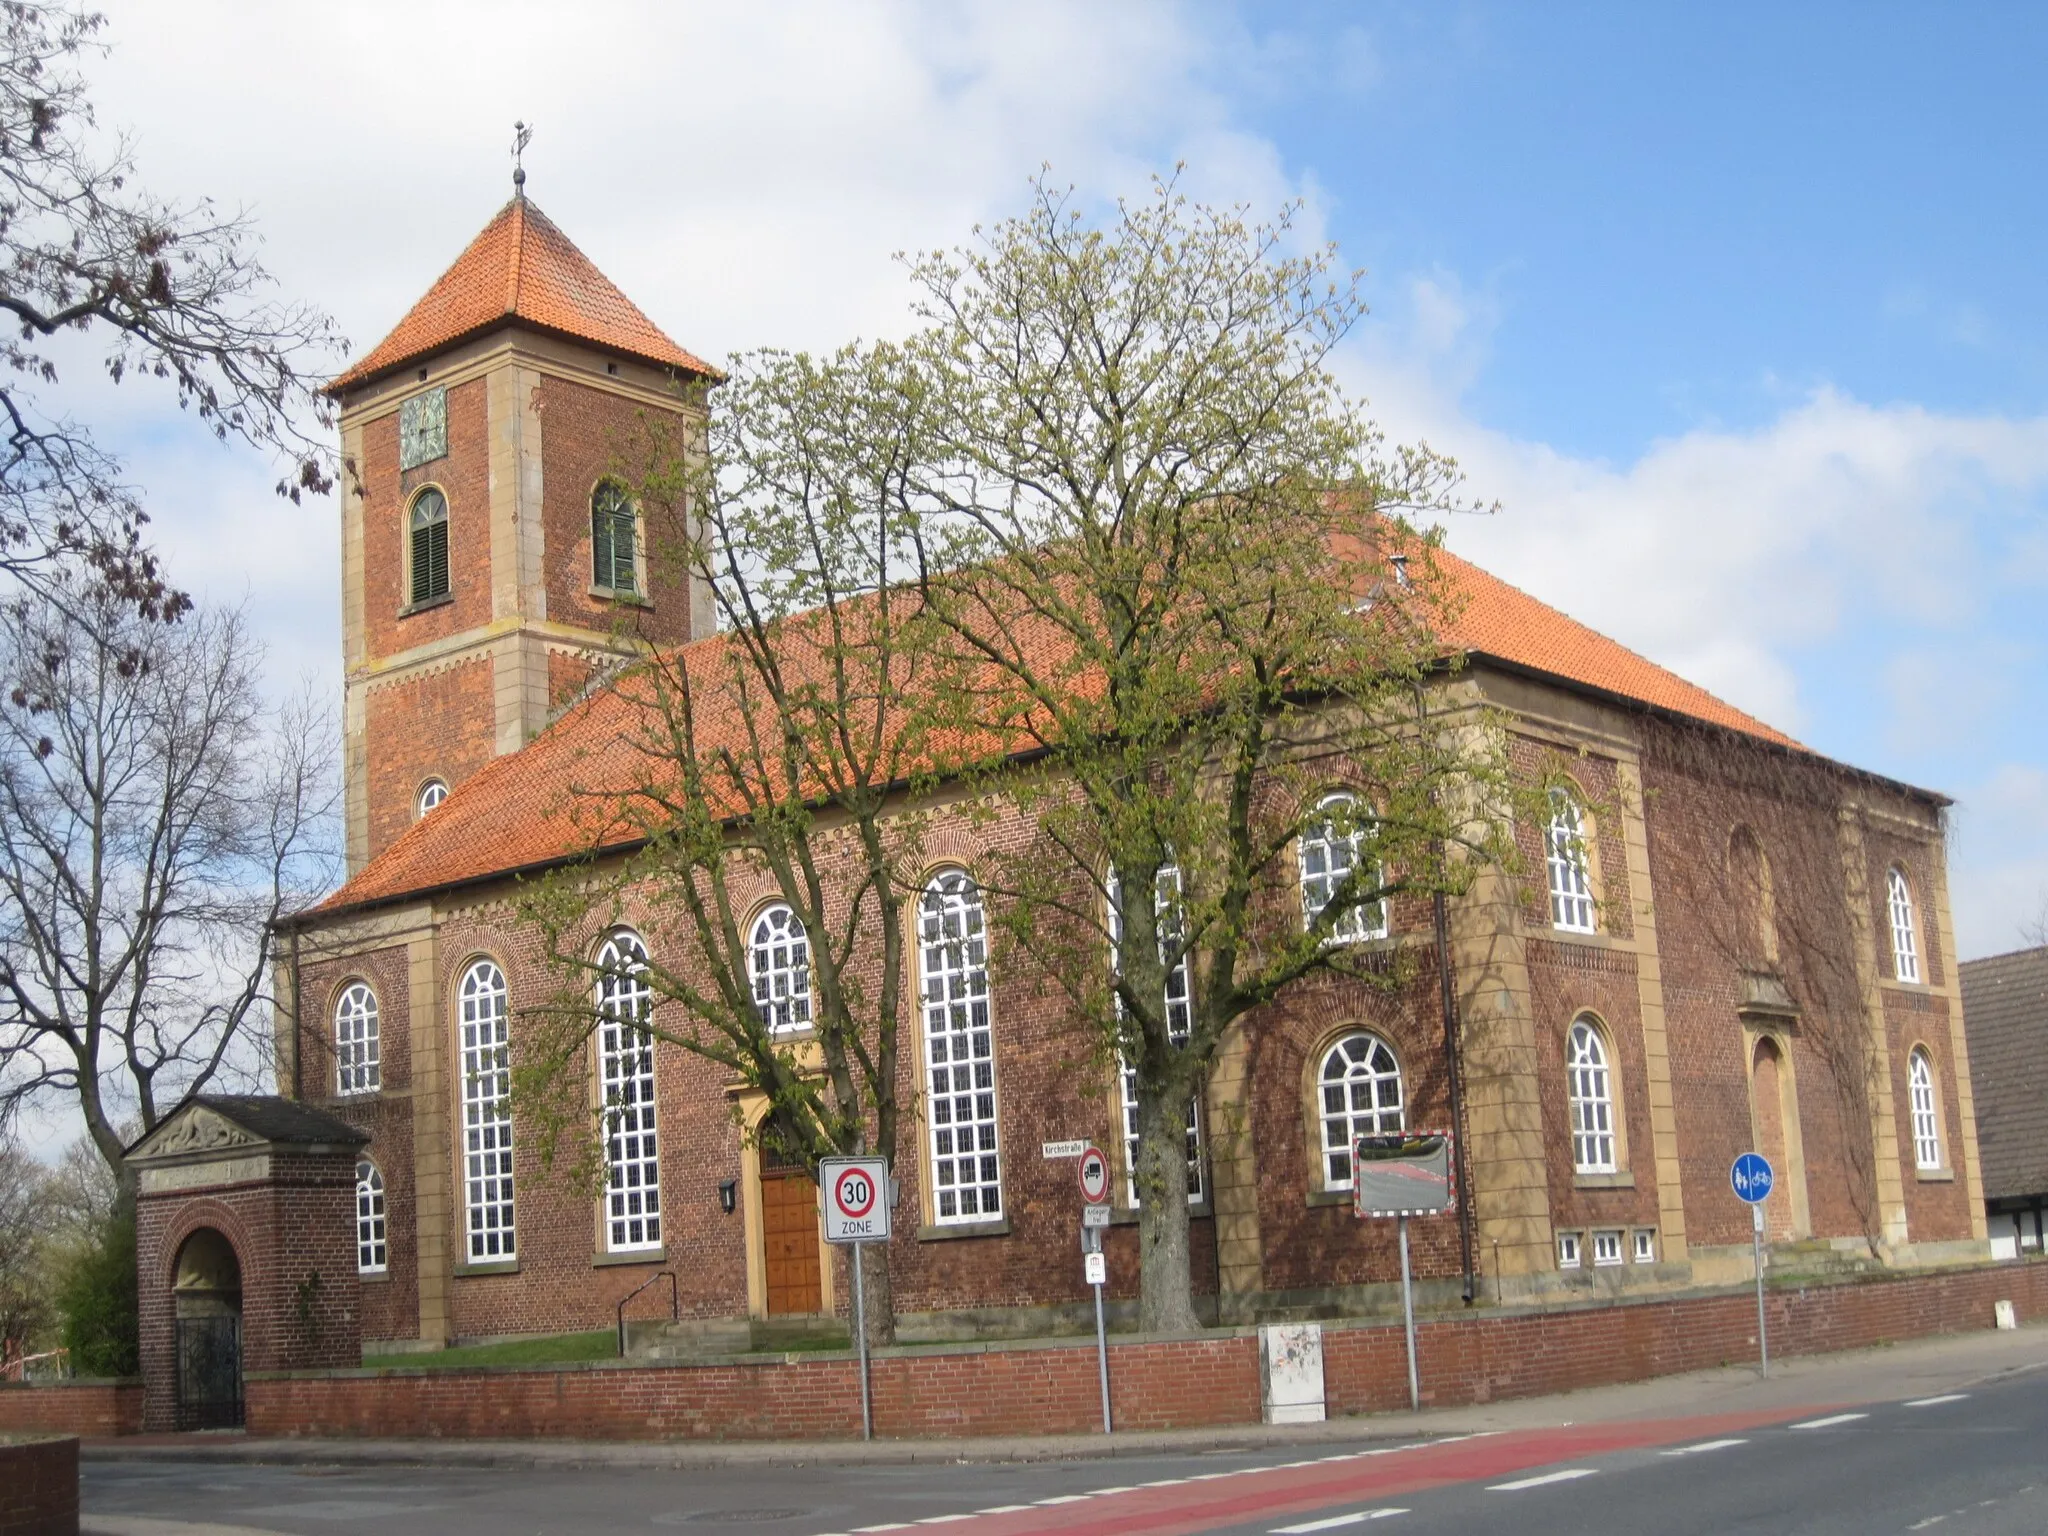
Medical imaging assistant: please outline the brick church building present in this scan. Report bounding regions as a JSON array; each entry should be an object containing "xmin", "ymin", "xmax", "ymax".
[{"xmin": 239, "ymin": 191, "xmax": 1986, "ymax": 1357}]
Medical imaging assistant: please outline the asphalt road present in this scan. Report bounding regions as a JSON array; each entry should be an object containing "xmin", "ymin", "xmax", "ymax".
[{"xmin": 80, "ymin": 1365, "xmax": 2048, "ymax": 1536}]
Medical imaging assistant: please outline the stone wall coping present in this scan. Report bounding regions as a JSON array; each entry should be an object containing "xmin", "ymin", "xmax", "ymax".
[{"xmin": 0, "ymin": 1378, "xmax": 142, "ymax": 1390}]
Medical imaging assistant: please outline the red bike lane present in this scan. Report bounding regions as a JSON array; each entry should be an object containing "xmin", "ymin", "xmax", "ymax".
[{"xmin": 847, "ymin": 1405, "xmax": 1842, "ymax": 1536}]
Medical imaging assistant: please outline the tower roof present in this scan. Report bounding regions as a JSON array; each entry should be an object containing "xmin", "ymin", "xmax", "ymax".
[{"xmin": 326, "ymin": 196, "xmax": 716, "ymax": 394}]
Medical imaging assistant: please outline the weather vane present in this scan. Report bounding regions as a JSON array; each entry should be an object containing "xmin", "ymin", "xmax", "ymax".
[{"xmin": 512, "ymin": 120, "xmax": 533, "ymax": 195}]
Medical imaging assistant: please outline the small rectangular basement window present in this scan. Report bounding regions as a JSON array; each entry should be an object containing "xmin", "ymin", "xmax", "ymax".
[
  {"xmin": 1592, "ymin": 1230, "xmax": 1625, "ymax": 1267},
  {"xmin": 1633, "ymin": 1228, "xmax": 1656, "ymax": 1263},
  {"xmin": 1558, "ymin": 1231, "xmax": 1583, "ymax": 1270}
]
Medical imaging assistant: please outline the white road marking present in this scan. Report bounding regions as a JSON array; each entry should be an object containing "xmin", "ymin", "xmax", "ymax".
[
  {"xmin": 853, "ymin": 1526, "xmax": 912, "ymax": 1532},
  {"xmin": 916, "ymin": 1517, "xmax": 977, "ymax": 1526},
  {"xmin": 1790, "ymin": 1413, "xmax": 1869, "ymax": 1430},
  {"xmin": 974, "ymin": 1508, "xmax": 1033, "ymax": 1516},
  {"xmin": 1033, "ymin": 1496, "xmax": 1092, "ymax": 1506},
  {"xmin": 1908, "ymin": 1518, "xmax": 1947, "ymax": 1530},
  {"xmin": 1139, "ymin": 1479, "xmax": 1188, "ymax": 1488},
  {"xmin": 1488, "ymin": 1469, "xmax": 1599, "ymax": 1492},
  {"xmin": 1905, "ymin": 1394, "xmax": 1969, "ymax": 1407},
  {"xmin": 1086, "ymin": 1489, "xmax": 1140, "ymax": 1497},
  {"xmin": 1269, "ymin": 1511, "xmax": 1409, "ymax": 1533},
  {"xmin": 1660, "ymin": 1438, "xmax": 1749, "ymax": 1456}
]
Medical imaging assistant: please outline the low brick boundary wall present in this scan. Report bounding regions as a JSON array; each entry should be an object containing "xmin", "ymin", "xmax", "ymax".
[
  {"xmin": 0, "ymin": 1382, "xmax": 141, "ymax": 1439},
  {"xmin": 248, "ymin": 1332, "xmax": 1259, "ymax": 1440},
  {"xmin": 0, "ymin": 1435, "xmax": 79, "ymax": 1536},
  {"xmin": 5, "ymin": 1261, "xmax": 2041, "ymax": 1442},
  {"xmin": 1325, "ymin": 1257, "xmax": 2048, "ymax": 1414}
]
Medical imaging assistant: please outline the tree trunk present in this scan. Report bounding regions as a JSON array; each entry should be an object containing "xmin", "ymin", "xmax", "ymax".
[
  {"xmin": 1134, "ymin": 1085, "xmax": 1202, "ymax": 1334},
  {"xmin": 854, "ymin": 1238, "xmax": 897, "ymax": 1349}
]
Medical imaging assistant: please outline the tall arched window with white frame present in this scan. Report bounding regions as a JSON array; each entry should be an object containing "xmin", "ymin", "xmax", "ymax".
[
  {"xmin": 1567, "ymin": 1018, "xmax": 1618, "ymax": 1174},
  {"xmin": 458, "ymin": 959, "xmax": 516, "ymax": 1261},
  {"xmin": 920, "ymin": 870, "xmax": 1002, "ymax": 1223},
  {"xmin": 1299, "ymin": 793, "xmax": 1388, "ymax": 943},
  {"xmin": 1888, "ymin": 867, "xmax": 1921, "ymax": 983},
  {"xmin": 597, "ymin": 931, "xmax": 660, "ymax": 1252},
  {"xmin": 1318, "ymin": 1033, "xmax": 1404, "ymax": 1190},
  {"xmin": 1546, "ymin": 789, "xmax": 1596, "ymax": 932},
  {"xmin": 1909, "ymin": 1048, "xmax": 1943, "ymax": 1170},
  {"xmin": 749, "ymin": 905, "xmax": 811, "ymax": 1034},
  {"xmin": 1107, "ymin": 864, "xmax": 1204, "ymax": 1206},
  {"xmin": 355, "ymin": 1160, "xmax": 387, "ymax": 1274},
  {"xmin": 334, "ymin": 982, "xmax": 380, "ymax": 1096}
]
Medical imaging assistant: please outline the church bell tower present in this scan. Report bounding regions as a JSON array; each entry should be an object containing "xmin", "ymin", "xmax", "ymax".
[{"xmin": 325, "ymin": 188, "xmax": 716, "ymax": 874}]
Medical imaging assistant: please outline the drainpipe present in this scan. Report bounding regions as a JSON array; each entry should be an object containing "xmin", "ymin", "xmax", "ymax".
[{"xmin": 1432, "ymin": 882, "xmax": 1475, "ymax": 1304}]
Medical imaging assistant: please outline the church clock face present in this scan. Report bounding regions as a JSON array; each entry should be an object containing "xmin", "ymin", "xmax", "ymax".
[{"xmin": 398, "ymin": 385, "xmax": 448, "ymax": 470}]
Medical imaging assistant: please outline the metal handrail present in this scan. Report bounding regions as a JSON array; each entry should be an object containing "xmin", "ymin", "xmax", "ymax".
[{"xmin": 615, "ymin": 1270, "xmax": 678, "ymax": 1357}]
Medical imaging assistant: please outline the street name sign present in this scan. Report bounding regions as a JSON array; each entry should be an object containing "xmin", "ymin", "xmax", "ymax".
[
  {"xmin": 820, "ymin": 1157, "xmax": 891, "ymax": 1243},
  {"xmin": 1042, "ymin": 1140, "xmax": 1088, "ymax": 1160}
]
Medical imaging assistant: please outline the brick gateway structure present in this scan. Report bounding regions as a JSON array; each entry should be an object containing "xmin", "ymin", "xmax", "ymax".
[
  {"xmin": 128, "ymin": 1098, "xmax": 367, "ymax": 1433},
  {"xmin": 186, "ymin": 183, "xmax": 1991, "ymax": 1407}
]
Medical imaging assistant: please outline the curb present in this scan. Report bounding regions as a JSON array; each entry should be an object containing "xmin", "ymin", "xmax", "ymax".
[{"xmin": 82, "ymin": 1417, "xmax": 1437, "ymax": 1470}]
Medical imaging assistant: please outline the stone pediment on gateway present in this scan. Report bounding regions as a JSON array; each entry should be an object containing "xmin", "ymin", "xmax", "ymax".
[{"xmin": 129, "ymin": 1094, "xmax": 367, "ymax": 1165}]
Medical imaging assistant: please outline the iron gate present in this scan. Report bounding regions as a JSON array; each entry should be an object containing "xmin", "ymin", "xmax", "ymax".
[{"xmin": 174, "ymin": 1314, "xmax": 243, "ymax": 1430}]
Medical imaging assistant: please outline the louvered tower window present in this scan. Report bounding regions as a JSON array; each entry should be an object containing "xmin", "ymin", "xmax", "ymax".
[
  {"xmin": 409, "ymin": 488, "xmax": 450, "ymax": 605},
  {"xmin": 592, "ymin": 481, "xmax": 637, "ymax": 593}
]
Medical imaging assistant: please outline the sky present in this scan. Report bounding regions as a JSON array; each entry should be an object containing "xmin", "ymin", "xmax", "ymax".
[{"xmin": 72, "ymin": 0, "xmax": 2048, "ymax": 961}]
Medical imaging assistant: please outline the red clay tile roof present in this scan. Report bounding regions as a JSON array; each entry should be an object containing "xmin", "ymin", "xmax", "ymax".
[
  {"xmin": 326, "ymin": 197, "xmax": 716, "ymax": 393},
  {"xmin": 1433, "ymin": 548, "xmax": 1797, "ymax": 748},
  {"xmin": 312, "ymin": 547, "xmax": 1807, "ymax": 916}
]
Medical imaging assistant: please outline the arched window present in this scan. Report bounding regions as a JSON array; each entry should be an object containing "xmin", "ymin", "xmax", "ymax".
[
  {"xmin": 1107, "ymin": 864, "xmax": 1203, "ymax": 1205},
  {"xmin": 591, "ymin": 481, "xmax": 637, "ymax": 594},
  {"xmin": 1909, "ymin": 1048, "xmax": 1943, "ymax": 1170},
  {"xmin": 1888, "ymin": 867, "xmax": 1921, "ymax": 983},
  {"xmin": 1546, "ymin": 789, "xmax": 1596, "ymax": 932},
  {"xmin": 355, "ymin": 1160, "xmax": 387, "ymax": 1274},
  {"xmin": 458, "ymin": 959, "xmax": 515, "ymax": 1260},
  {"xmin": 415, "ymin": 778, "xmax": 448, "ymax": 819},
  {"xmin": 1300, "ymin": 793, "xmax": 1388, "ymax": 943},
  {"xmin": 1567, "ymin": 1018, "xmax": 1617, "ymax": 1173},
  {"xmin": 1728, "ymin": 826, "xmax": 1775, "ymax": 964},
  {"xmin": 1318, "ymin": 1032, "xmax": 1404, "ymax": 1189},
  {"xmin": 919, "ymin": 870, "xmax": 1001, "ymax": 1222},
  {"xmin": 408, "ymin": 487, "xmax": 450, "ymax": 605},
  {"xmin": 334, "ymin": 982, "xmax": 380, "ymax": 1096},
  {"xmin": 749, "ymin": 905, "xmax": 812, "ymax": 1034},
  {"xmin": 596, "ymin": 932, "xmax": 660, "ymax": 1251}
]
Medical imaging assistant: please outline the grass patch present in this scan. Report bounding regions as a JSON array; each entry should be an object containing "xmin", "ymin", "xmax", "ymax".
[{"xmin": 362, "ymin": 1329, "xmax": 618, "ymax": 1371}]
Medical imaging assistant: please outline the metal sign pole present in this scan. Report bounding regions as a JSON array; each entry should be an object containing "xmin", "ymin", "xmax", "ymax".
[
  {"xmin": 852, "ymin": 1239, "xmax": 873, "ymax": 1439},
  {"xmin": 1399, "ymin": 1214, "xmax": 1420, "ymax": 1412},
  {"xmin": 1752, "ymin": 1202, "xmax": 1768, "ymax": 1379},
  {"xmin": 1084, "ymin": 1225, "xmax": 1111, "ymax": 1434}
]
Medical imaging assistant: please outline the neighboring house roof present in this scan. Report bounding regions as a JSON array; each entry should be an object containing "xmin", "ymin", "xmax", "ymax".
[
  {"xmin": 1961, "ymin": 945, "xmax": 2048, "ymax": 1202},
  {"xmin": 309, "ymin": 542, "xmax": 1842, "ymax": 918},
  {"xmin": 326, "ymin": 196, "xmax": 716, "ymax": 394}
]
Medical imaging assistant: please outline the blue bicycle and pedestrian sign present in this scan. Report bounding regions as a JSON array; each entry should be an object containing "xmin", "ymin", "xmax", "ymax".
[{"xmin": 1731, "ymin": 1151, "xmax": 1774, "ymax": 1205}]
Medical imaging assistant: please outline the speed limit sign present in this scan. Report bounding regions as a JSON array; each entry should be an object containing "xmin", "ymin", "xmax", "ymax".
[{"xmin": 820, "ymin": 1156, "xmax": 892, "ymax": 1243}]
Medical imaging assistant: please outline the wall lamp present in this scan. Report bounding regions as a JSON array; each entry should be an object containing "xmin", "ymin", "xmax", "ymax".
[{"xmin": 718, "ymin": 1179, "xmax": 738, "ymax": 1215}]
